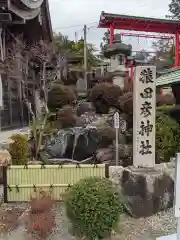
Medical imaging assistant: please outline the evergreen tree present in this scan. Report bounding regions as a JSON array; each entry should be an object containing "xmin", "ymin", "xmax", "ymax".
[
  {"xmin": 53, "ymin": 32, "xmax": 101, "ymax": 70},
  {"xmin": 168, "ymin": 0, "xmax": 180, "ymax": 19}
]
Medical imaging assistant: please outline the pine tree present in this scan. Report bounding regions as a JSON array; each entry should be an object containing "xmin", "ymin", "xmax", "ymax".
[{"xmin": 168, "ymin": 0, "xmax": 180, "ymax": 19}]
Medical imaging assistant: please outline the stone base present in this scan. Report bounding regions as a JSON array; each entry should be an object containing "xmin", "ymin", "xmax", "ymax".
[{"xmin": 110, "ymin": 163, "xmax": 174, "ymax": 218}]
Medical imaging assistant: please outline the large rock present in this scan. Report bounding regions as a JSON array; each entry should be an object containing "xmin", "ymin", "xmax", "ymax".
[
  {"xmin": 76, "ymin": 111, "xmax": 97, "ymax": 126},
  {"xmin": 95, "ymin": 144, "xmax": 132, "ymax": 166},
  {"xmin": 89, "ymin": 113, "xmax": 132, "ymax": 162},
  {"xmin": 96, "ymin": 147, "xmax": 114, "ymax": 164},
  {"xmin": 88, "ymin": 112, "xmax": 129, "ymax": 147},
  {"xmin": 44, "ymin": 127, "xmax": 100, "ymax": 161},
  {"xmin": 45, "ymin": 110, "xmax": 133, "ymax": 165},
  {"xmin": 110, "ymin": 164, "xmax": 174, "ymax": 217},
  {"xmin": 117, "ymin": 144, "xmax": 133, "ymax": 166}
]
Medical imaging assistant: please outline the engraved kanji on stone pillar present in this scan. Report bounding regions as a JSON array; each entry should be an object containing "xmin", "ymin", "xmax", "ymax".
[{"xmin": 133, "ymin": 66, "xmax": 156, "ymax": 168}]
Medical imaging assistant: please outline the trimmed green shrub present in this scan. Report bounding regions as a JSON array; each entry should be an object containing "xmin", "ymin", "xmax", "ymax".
[
  {"xmin": 65, "ymin": 177, "xmax": 123, "ymax": 239},
  {"xmin": 156, "ymin": 112, "xmax": 180, "ymax": 162},
  {"xmin": 156, "ymin": 105, "xmax": 175, "ymax": 112},
  {"xmin": 156, "ymin": 93, "xmax": 175, "ymax": 106},
  {"xmin": 119, "ymin": 92, "xmax": 133, "ymax": 115},
  {"xmin": 57, "ymin": 105, "xmax": 77, "ymax": 128},
  {"xmin": 9, "ymin": 134, "xmax": 29, "ymax": 165},
  {"xmin": 48, "ymin": 82, "xmax": 77, "ymax": 112},
  {"xmin": 89, "ymin": 83, "xmax": 122, "ymax": 114}
]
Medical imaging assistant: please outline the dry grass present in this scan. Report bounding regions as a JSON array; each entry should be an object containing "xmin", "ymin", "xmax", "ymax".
[
  {"xmin": 25, "ymin": 190, "xmax": 56, "ymax": 238},
  {"xmin": 0, "ymin": 191, "xmax": 56, "ymax": 239}
]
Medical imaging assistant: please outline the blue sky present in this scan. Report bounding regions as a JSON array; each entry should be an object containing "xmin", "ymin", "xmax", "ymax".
[{"xmin": 49, "ymin": 0, "xmax": 171, "ymax": 53}]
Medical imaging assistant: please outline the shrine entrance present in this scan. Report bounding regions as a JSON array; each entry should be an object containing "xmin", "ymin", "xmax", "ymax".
[{"xmin": 98, "ymin": 12, "xmax": 180, "ymax": 67}]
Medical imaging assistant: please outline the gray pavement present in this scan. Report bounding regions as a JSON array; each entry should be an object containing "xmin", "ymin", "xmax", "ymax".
[{"xmin": 0, "ymin": 127, "xmax": 29, "ymax": 142}]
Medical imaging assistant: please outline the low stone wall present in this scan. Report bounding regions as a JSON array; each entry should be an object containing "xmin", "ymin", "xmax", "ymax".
[{"xmin": 109, "ymin": 162, "xmax": 175, "ymax": 218}]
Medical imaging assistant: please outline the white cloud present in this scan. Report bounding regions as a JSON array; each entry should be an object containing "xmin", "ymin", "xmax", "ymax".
[{"xmin": 48, "ymin": 0, "xmax": 171, "ymax": 52}]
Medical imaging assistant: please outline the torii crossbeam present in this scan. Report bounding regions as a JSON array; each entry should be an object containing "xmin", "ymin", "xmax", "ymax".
[{"xmin": 98, "ymin": 11, "xmax": 180, "ymax": 66}]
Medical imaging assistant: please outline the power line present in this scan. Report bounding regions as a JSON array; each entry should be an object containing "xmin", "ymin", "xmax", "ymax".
[
  {"xmin": 52, "ymin": 0, "xmax": 170, "ymax": 46},
  {"xmin": 83, "ymin": 25, "xmax": 88, "ymax": 84},
  {"xmin": 52, "ymin": 0, "xmax": 155, "ymax": 31},
  {"xmin": 53, "ymin": 22, "xmax": 97, "ymax": 31}
]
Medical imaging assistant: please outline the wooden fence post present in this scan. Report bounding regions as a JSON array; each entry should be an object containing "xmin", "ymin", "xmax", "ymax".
[
  {"xmin": 105, "ymin": 164, "xmax": 109, "ymax": 178},
  {"xmin": 2, "ymin": 165, "xmax": 7, "ymax": 203}
]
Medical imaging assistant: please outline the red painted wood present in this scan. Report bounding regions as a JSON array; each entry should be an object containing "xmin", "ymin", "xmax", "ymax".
[
  {"xmin": 99, "ymin": 17, "xmax": 180, "ymax": 34},
  {"xmin": 119, "ymin": 32, "xmax": 173, "ymax": 39},
  {"xmin": 99, "ymin": 12, "xmax": 180, "ymax": 67},
  {"xmin": 175, "ymin": 32, "xmax": 180, "ymax": 66},
  {"xmin": 110, "ymin": 24, "xmax": 114, "ymax": 44}
]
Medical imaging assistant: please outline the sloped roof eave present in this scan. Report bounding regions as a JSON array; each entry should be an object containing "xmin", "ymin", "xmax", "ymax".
[
  {"xmin": 8, "ymin": 1, "xmax": 41, "ymax": 20},
  {"xmin": 156, "ymin": 69, "xmax": 180, "ymax": 86}
]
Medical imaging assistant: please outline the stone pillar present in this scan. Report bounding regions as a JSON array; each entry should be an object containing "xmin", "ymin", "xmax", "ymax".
[
  {"xmin": 133, "ymin": 66, "xmax": 156, "ymax": 168},
  {"xmin": 110, "ymin": 54, "xmax": 126, "ymax": 88},
  {"xmin": 76, "ymin": 77, "xmax": 87, "ymax": 92}
]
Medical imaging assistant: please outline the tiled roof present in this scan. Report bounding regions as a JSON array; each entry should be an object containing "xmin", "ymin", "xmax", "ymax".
[{"xmin": 156, "ymin": 68, "xmax": 180, "ymax": 86}]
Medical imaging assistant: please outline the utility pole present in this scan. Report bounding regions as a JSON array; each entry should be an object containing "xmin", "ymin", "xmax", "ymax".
[
  {"xmin": 83, "ymin": 25, "xmax": 88, "ymax": 89},
  {"xmin": 75, "ymin": 31, "xmax": 78, "ymax": 43}
]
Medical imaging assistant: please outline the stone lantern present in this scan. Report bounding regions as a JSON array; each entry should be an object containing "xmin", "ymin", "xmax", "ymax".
[{"xmin": 103, "ymin": 34, "xmax": 132, "ymax": 88}]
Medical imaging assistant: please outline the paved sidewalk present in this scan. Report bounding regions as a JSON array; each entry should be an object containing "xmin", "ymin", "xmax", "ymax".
[{"xmin": 0, "ymin": 128, "xmax": 29, "ymax": 142}]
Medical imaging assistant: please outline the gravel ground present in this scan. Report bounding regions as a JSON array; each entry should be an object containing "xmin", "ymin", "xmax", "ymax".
[
  {"xmin": 0, "ymin": 203, "xmax": 177, "ymax": 240},
  {"xmin": 114, "ymin": 208, "xmax": 177, "ymax": 240}
]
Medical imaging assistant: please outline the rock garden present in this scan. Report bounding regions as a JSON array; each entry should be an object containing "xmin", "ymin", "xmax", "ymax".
[{"xmin": 0, "ymin": 80, "xmax": 179, "ymax": 239}]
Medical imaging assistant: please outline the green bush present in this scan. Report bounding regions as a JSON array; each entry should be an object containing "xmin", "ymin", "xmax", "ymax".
[
  {"xmin": 156, "ymin": 93, "xmax": 175, "ymax": 106},
  {"xmin": 48, "ymin": 82, "xmax": 77, "ymax": 112},
  {"xmin": 89, "ymin": 83, "xmax": 122, "ymax": 114},
  {"xmin": 65, "ymin": 177, "xmax": 123, "ymax": 240},
  {"xmin": 119, "ymin": 92, "xmax": 133, "ymax": 115},
  {"xmin": 156, "ymin": 112, "xmax": 180, "ymax": 162},
  {"xmin": 9, "ymin": 134, "xmax": 29, "ymax": 165},
  {"xmin": 57, "ymin": 105, "xmax": 77, "ymax": 128},
  {"xmin": 156, "ymin": 105, "xmax": 175, "ymax": 112}
]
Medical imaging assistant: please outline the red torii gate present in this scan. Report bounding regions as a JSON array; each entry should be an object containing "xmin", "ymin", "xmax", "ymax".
[{"xmin": 98, "ymin": 11, "xmax": 180, "ymax": 66}]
